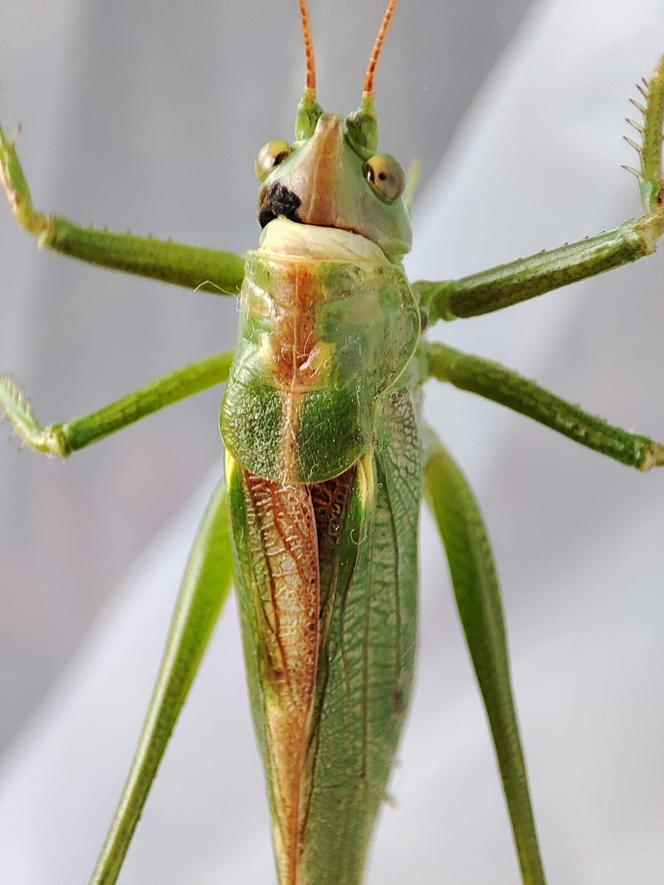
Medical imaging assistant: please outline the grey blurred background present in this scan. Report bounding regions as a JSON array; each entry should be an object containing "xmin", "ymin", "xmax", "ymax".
[
  {"xmin": 2, "ymin": 2, "xmax": 664, "ymax": 884},
  {"xmin": 0, "ymin": 0, "xmax": 532, "ymax": 751}
]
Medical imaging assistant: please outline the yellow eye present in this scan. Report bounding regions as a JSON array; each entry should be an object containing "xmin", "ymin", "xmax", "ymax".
[
  {"xmin": 255, "ymin": 140, "xmax": 292, "ymax": 181},
  {"xmin": 363, "ymin": 154, "xmax": 405, "ymax": 204}
]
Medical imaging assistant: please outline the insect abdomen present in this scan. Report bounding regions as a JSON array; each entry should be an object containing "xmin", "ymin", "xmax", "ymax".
[{"xmin": 227, "ymin": 384, "xmax": 421, "ymax": 885}]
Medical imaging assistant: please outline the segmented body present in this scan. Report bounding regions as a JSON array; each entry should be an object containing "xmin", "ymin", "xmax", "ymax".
[{"xmin": 223, "ymin": 220, "xmax": 422, "ymax": 883}]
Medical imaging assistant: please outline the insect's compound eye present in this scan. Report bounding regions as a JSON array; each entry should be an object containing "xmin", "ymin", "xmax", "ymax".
[
  {"xmin": 363, "ymin": 154, "xmax": 405, "ymax": 204},
  {"xmin": 255, "ymin": 140, "xmax": 293, "ymax": 181}
]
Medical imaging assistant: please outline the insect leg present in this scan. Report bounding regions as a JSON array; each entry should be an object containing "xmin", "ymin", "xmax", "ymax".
[
  {"xmin": 0, "ymin": 126, "xmax": 244, "ymax": 295},
  {"xmin": 0, "ymin": 350, "xmax": 233, "ymax": 457},
  {"xmin": 424, "ymin": 342, "xmax": 664, "ymax": 471},
  {"xmin": 424, "ymin": 433, "xmax": 546, "ymax": 885},
  {"xmin": 90, "ymin": 477, "xmax": 233, "ymax": 885},
  {"xmin": 416, "ymin": 55, "xmax": 664, "ymax": 324}
]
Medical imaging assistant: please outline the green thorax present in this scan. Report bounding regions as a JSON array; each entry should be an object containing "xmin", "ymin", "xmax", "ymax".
[{"xmin": 220, "ymin": 218, "xmax": 420, "ymax": 484}]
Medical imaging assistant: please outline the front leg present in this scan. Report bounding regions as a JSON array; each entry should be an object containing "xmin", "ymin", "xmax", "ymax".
[
  {"xmin": 416, "ymin": 56, "xmax": 664, "ymax": 324},
  {"xmin": 0, "ymin": 351, "xmax": 233, "ymax": 457},
  {"xmin": 0, "ymin": 126, "xmax": 244, "ymax": 295}
]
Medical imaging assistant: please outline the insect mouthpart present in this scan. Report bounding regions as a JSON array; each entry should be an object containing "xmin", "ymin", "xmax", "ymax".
[{"xmin": 258, "ymin": 183, "xmax": 302, "ymax": 228}]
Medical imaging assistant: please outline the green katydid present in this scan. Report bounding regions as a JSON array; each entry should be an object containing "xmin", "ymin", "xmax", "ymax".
[{"xmin": 1, "ymin": 1, "xmax": 664, "ymax": 883}]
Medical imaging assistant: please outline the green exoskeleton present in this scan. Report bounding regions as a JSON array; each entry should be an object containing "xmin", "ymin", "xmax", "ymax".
[{"xmin": 2, "ymin": 1, "xmax": 664, "ymax": 882}]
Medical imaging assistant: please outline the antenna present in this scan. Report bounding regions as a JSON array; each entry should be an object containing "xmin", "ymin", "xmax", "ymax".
[
  {"xmin": 363, "ymin": 0, "xmax": 400, "ymax": 95},
  {"xmin": 298, "ymin": 0, "xmax": 317, "ymax": 93}
]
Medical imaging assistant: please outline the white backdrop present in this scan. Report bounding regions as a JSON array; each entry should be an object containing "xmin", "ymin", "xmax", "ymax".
[{"xmin": 1, "ymin": 1, "xmax": 664, "ymax": 883}]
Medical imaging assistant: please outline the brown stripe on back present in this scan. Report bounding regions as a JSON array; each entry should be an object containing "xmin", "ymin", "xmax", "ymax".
[
  {"xmin": 270, "ymin": 258, "xmax": 324, "ymax": 483},
  {"xmin": 271, "ymin": 260, "xmax": 319, "ymax": 389}
]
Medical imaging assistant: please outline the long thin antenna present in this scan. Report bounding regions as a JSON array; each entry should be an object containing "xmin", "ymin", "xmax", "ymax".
[
  {"xmin": 298, "ymin": 0, "xmax": 317, "ymax": 93},
  {"xmin": 363, "ymin": 0, "xmax": 400, "ymax": 95}
]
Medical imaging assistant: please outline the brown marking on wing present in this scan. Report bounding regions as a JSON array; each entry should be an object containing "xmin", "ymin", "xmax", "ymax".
[
  {"xmin": 242, "ymin": 465, "xmax": 359, "ymax": 883},
  {"xmin": 243, "ymin": 471, "xmax": 320, "ymax": 884}
]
